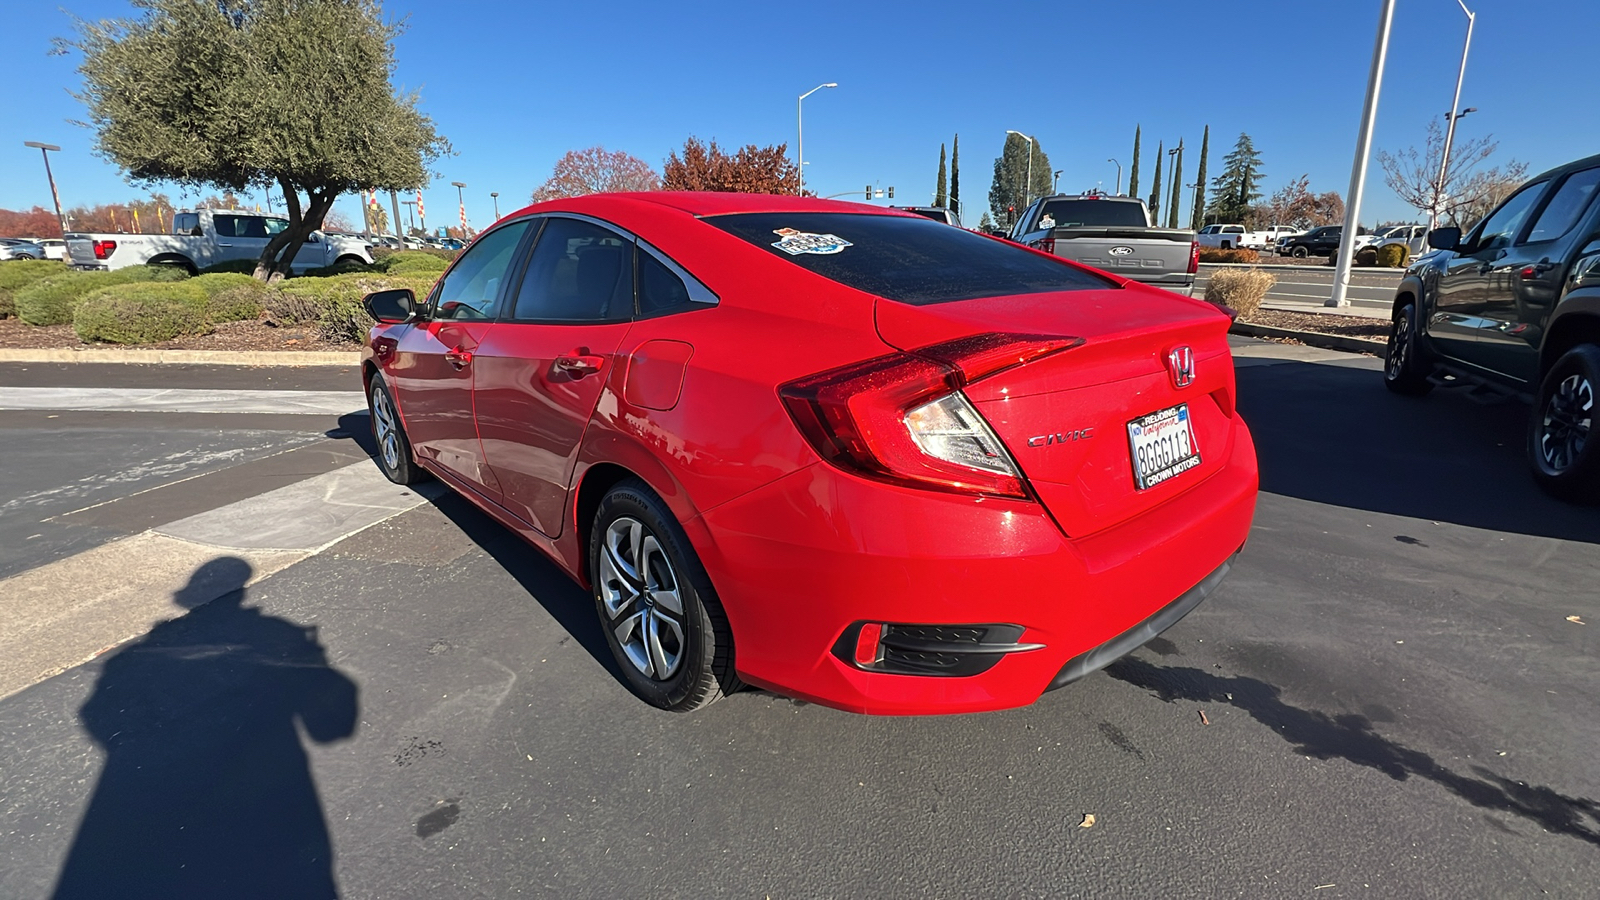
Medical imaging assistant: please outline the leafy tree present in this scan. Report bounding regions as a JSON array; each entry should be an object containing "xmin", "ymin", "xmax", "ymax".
[
  {"xmin": 661, "ymin": 137, "xmax": 799, "ymax": 194},
  {"xmin": 950, "ymin": 134, "xmax": 960, "ymax": 221},
  {"xmin": 364, "ymin": 203, "xmax": 389, "ymax": 236},
  {"xmin": 1128, "ymin": 125, "xmax": 1141, "ymax": 199},
  {"xmin": 70, "ymin": 0, "xmax": 448, "ymax": 281},
  {"xmin": 1208, "ymin": 133, "xmax": 1264, "ymax": 224},
  {"xmin": 979, "ymin": 210, "xmax": 993, "ymax": 231},
  {"xmin": 0, "ymin": 207, "xmax": 63, "ymax": 238},
  {"xmin": 1377, "ymin": 119, "xmax": 1528, "ymax": 229},
  {"xmin": 1147, "ymin": 140, "xmax": 1164, "ymax": 223},
  {"xmin": 934, "ymin": 144, "xmax": 948, "ymax": 208},
  {"xmin": 988, "ymin": 132, "xmax": 1051, "ymax": 224},
  {"xmin": 1190, "ymin": 126, "xmax": 1210, "ymax": 231},
  {"xmin": 531, "ymin": 146, "xmax": 659, "ymax": 201},
  {"xmin": 1256, "ymin": 175, "xmax": 1344, "ymax": 229},
  {"xmin": 1168, "ymin": 141, "xmax": 1184, "ymax": 229}
]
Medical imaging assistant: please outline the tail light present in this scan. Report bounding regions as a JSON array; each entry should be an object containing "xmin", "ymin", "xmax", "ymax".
[
  {"xmin": 779, "ymin": 333, "xmax": 1082, "ymax": 499},
  {"xmin": 1035, "ymin": 238, "xmax": 1056, "ymax": 254},
  {"xmin": 94, "ymin": 240, "xmax": 118, "ymax": 260},
  {"xmin": 1188, "ymin": 240, "xmax": 1199, "ymax": 274}
]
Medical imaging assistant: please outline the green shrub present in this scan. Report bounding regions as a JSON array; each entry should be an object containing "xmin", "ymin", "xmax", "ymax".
[
  {"xmin": 300, "ymin": 258, "xmax": 372, "ymax": 278},
  {"xmin": 73, "ymin": 282, "xmax": 211, "ymax": 344},
  {"xmin": 15, "ymin": 266, "xmax": 189, "ymax": 326},
  {"xmin": 191, "ymin": 272, "xmax": 261, "ymax": 297},
  {"xmin": 379, "ymin": 251, "xmax": 449, "ymax": 274},
  {"xmin": 1354, "ymin": 246, "xmax": 1380, "ymax": 267},
  {"xmin": 267, "ymin": 273, "xmax": 439, "ymax": 343},
  {"xmin": 197, "ymin": 258, "xmax": 260, "ymax": 275},
  {"xmin": 207, "ymin": 283, "xmax": 269, "ymax": 322},
  {"xmin": 1197, "ymin": 247, "xmax": 1261, "ymax": 264},
  {"xmin": 0, "ymin": 259, "xmax": 70, "ymax": 318},
  {"xmin": 1204, "ymin": 267, "xmax": 1277, "ymax": 318},
  {"xmin": 1376, "ymin": 243, "xmax": 1409, "ymax": 268}
]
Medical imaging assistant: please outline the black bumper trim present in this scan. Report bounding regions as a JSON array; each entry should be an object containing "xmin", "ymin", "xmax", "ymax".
[{"xmin": 1044, "ymin": 551, "xmax": 1237, "ymax": 692}]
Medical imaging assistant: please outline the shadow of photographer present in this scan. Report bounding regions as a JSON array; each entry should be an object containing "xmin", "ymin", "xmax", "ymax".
[{"xmin": 52, "ymin": 557, "xmax": 359, "ymax": 900}]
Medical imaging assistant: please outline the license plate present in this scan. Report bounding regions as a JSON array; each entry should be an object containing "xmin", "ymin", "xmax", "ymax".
[{"xmin": 1127, "ymin": 404, "xmax": 1201, "ymax": 490}]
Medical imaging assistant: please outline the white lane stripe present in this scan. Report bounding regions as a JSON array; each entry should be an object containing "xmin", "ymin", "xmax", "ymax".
[{"xmin": 0, "ymin": 387, "xmax": 365, "ymax": 415}]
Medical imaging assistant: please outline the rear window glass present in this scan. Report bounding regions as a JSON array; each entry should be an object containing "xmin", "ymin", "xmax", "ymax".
[
  {"xmin": 703, "ymin": 212, "xmax": 1113, "ymax": 305},
  {"xmin": 1036, "ymin": 199, "xmax": 1147, "ymax": 228}
]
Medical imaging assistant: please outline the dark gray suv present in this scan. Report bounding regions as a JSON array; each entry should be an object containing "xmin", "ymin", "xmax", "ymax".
[{"xmin": 1383, "ymin": 152, "xmax": 1600, "ymax": 502}]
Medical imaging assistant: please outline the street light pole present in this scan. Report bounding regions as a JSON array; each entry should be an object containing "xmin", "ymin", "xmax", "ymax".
[
  {"xmin": 1006, "ymin": 130, "xmax": 1034, "ymax": 211},
  {"xmin": 1430, "ymin": 1, "xmax": 1476, "ymax": 233},
  {"xmin": 1108, "ymin": 158, "xmax": 1122, "ymax": 195},
  {"xmin": 23, "ymin": 142, "xmax": 66, "ymax": 238},
  {"xmin": 490, "ymin": 192, "xmax": 500, "ymax": 220},
  {"xmin": 796, "ymin": 83, "xmax": 838, "ymax": 197},
  {"xmin": 1053, "ymin": 170, "xmax": 1063, "ymax": 193},
  {"xmin": 1329, "ymin": 0, "xmax": 1396, "ymax": 308},
  {"xmin": 402, "ymin": 199, "xmax": 417, "ymax": 233},
  {"xmin": 451, "ymin": 181, "xmax": 468, "ymax": 236}
]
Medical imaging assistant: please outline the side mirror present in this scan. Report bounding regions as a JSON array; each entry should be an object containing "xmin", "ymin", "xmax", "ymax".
[
  {"xmin": 363, "ymin": 288, "xmax": 417, "ymax": 325},
  {"xmin": 1428, "ymin": 227, "xmax": 1461, "ymax": 252}
]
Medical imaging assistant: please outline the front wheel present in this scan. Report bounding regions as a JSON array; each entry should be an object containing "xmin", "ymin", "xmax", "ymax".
[
  {"xmin": 591, "ymin": 480, "xmax": 739, "ymax": 711},
  {"xmin": 1528, "ymin": 345, "xmax": 1600, "ymax": 503},
  {"xmin": 367, "ymin": 373, "xmax": 427, "ymax": 485},
  {"xmin": 1383, "ymin": 303, "xmax": 1433, "ymax": 396},
  {"xmin": 1291, "ymin": 246, "xmax": 1309, "ymax": 259}
]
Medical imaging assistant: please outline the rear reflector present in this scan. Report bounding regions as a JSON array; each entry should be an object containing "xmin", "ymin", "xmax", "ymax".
[{"xmin": 854, "ymin": 623, "xmax": 883, "ymax": 665}]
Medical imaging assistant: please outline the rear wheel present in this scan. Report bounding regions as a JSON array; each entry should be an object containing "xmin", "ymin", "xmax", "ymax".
[
  {"xmin": 367, "ymin": 373, "xmax": 426, "ymax": 485},
  {"xmin": 591, "ymin": 479, "xmax": 739, "ymax": 711},
  {"xmin": 1528, "ymin": 345, "xmax": 1600, "ymax": 503},
  {"xmin": 1383, "ymin": 303, "xmax": 1433, "ymax": 396}
]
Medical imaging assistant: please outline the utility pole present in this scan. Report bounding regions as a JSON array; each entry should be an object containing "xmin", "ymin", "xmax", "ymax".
[
  {"xmin": 1007, "ymin": 130, "xmax": 1034, "ymax": 209},
  {"xmin": 402, "ymin": 199, "xmax": 417, "ymax": 234},
  {"xmin": 23, "ymin": 142, "xmax": 66, "ymax": 238},
  {"xmin": 389, "ymin": 191, "xmax": 404, "ymax": 242},
  {"xmin": 1430, "ymin": 1, "xmax": 1476, "ymax": 233},
  {"xmin": 1329, "ymin": 0, "xmax": 1396, "ymax": 308}
]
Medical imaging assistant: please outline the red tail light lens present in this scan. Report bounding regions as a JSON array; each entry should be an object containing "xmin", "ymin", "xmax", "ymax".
[
  {"xmin": 778, "ymin": 333, "xmax": 1081, "ymax": 499},
  {"xmin": 93, "ymin": 240, "xmax": 117, "ymax": 260},
  {"xmin": 1188, "ymin": 240, "xmax": 1199, "ymax": 274},
  {"xmin": 1036, "ymin": 238, "xmax": 1056, "ymax": 254}
]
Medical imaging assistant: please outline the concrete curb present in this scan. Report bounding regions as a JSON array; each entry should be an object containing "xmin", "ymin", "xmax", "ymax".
[
  {"xmin": 0, "ymin": 347, "xmax": 360, "ymax": 366},
  {"xmin": 1230, "ymin": 321, "xmax": 1389, "ymax": 360},
  {"xmin": 1200, "ymin": 262, "xmax": 1333, "ymax": 274}
]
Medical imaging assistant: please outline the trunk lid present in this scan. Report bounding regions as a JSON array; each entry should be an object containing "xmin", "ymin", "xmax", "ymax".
[
  {"xmin": 876, "ymin": 288, "xmax": 1237, "ymax": 537},
  {"xmin": 65, "ymin": 238, "xmax": 100, "ymax": 267}
]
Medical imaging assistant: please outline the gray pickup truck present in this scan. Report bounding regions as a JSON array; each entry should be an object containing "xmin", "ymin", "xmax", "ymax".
[{"xmin": 1009, "ymin": 194, "xmax": 1197, "ymax": 293}]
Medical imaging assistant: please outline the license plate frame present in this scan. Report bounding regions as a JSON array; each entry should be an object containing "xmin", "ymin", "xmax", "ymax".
[{"xmin": 1127, "ymin": 404, "xmax": 1201, "ymax": 490}]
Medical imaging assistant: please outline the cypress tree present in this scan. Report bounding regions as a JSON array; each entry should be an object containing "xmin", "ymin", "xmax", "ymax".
[
  {"xmin": 935, "ymin": 144, "xmax": 948, "ymax": 208},
  {"xmin": 1128, "ymin": 125, "xmax": 1141, "ymax": 199},
  {"xmin": 1168, "ymin": 140, "xmax": 1184, "ymax": 229},
  {"xmin": 1191, "ymin": 126, "xmax": 1209, "ymax": 231},
  {"xmin": 950, "ymin": 134, "xmax": 960, "ymax": 221},
  {"xmin": 1147, "ymin": 140, "xmax": 1163, "ymax": 222}
]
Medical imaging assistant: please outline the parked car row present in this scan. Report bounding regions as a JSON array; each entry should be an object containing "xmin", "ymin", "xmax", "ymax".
[
  {"xmin": 64, "ymin": 208, "xmax": 374, "ymax": 273},
  {"xmin": 1196, "ymin": 224, "xmax": 1296, "ymax": 251}
]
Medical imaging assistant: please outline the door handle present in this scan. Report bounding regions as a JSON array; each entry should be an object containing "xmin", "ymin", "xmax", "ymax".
[
  {"xmin": 553, "ymin": 351, "xmax": 603, "ymax": 378},
  {"xmin": 445, "ymin": 347, "xmax": 473, "ymax": 369},
  {"xmin": 1519, "ymin": 258, "xmax": 1558, "ymax": 278},
  {"xmin": 217, "ymin": 242, "xmax": 233, "ymax": 247}
]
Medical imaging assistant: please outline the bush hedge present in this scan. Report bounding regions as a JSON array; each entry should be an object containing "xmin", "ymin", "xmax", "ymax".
[
  {"xmin": 1376, "ymin": 243, "xmax": 1409, "ymax": 268},
  {"xmin": 73, "ymin": 281, "xmax": 211, "ymax": 344},
  {"xmin": 1204, "ymin": 268, "xmax": 1277, "ymax": 318},
  {"xmin": 206, "ymin": 283, "xmax": 270, "ymax": 323},
  {"xmin": 15, "ymin": 266, "xmax": 189, "ymax": 326},
  {"xmin": 0, "ymin": 259, "xmax": 70, "ymax": 318},
  {"xmin": 1197, "ymin": 247, "xmax": 1261, "ymax": 264},
  {"xmin": 268, "ymin": 273, "xmax": 440, "ymax": 343},
  {"xmin": 1354, "ymin": 246, "xmax": 1380, "ymax": 267}
]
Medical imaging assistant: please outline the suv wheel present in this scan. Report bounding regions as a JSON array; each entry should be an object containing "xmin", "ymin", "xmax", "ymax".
[
  {"xmin": 1528, "ymin": 345, "xmax": 1600, "ymax": 503},
  {"xmin": 590, "ymin": 479, "xmax": 741, "ymax": 711},
  {"xmin": 1291, "ymin": 245, "xmax": 1309, "ymax": 259},
  {"xmin": 1383, "ymin": 302, "xmax": 1434, "ymax": 396}
]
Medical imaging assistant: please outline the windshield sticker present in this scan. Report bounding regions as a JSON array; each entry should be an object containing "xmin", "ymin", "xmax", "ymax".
[{"xmin": 771, "ymin": 228, "xmax": 853, "ymax": 256}]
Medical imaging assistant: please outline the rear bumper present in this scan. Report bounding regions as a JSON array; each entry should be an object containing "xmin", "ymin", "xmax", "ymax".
[{"xmin": 696, "ymin": 418, "xmax": 1258, "ymax": 715}]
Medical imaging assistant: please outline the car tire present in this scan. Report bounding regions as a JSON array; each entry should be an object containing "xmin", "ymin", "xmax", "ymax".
[
  {"xmin": 367, "ymin": 373, "xmax": 427, "ymax": 485},
  {"xmin": 1527, "ymin": 344, "xmax": 1600, "ymax": 504},
  {"xmin": 1291, "ymin": 246, "xmax": 1309, "ymax": 259},
  {"xmin": 590, "ymin": 479, "xmax": 740, "ymax": 712},
  {"xmin": 1221, "ymin": 241, "xmax": 1232, "ymax": 250},
  {"xmin": 1383, "ymin": 303, "xmax": 1434, "ymax": 396}
]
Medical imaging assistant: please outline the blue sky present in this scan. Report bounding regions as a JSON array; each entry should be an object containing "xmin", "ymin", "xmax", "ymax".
[{"xmin": 5, "ymin": 0, "xmax": 1598, "ymax": 232}]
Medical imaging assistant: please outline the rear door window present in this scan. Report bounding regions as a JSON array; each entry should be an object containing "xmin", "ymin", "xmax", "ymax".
[
  {"xmin": 510, "ymin": 217, "xmax": 633, "ymax": 323},
  {"xmin": 705, "ymin": 212, "xmax": 1114, "ymax": 306}
]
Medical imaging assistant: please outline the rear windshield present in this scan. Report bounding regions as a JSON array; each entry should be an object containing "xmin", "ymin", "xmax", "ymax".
[
  {"xmin": 703, "ymin": 212, "xmax": 1114, "ymax": 305},
  {"xmin": 1037, "ymin": 199, "xmax": 1148, "ymax": 228}
]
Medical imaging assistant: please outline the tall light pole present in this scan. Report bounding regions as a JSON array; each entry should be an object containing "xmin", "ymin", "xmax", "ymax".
[
  {"xmin": 23, "ymin": 142, "xmax": 66, "ymax": 238},
  {"xmin": 402, "ymin": 199, "xmax": 417, "ymax": 233},
  {"xmin": 796, "ymin": 82, "xmax": 838, "ymax": 197},
  {"xmin": 1006, "ymin": 130, "xmax": 1034, "ymax": 211},
  {"xmin": 1053, "ymin": 170, "xmax": 1063, "ymax": 193},
  {"xmin": 451, "ymin": 181, "xmax": 468, "ymax": 236},
  {"xmin": 1430, "ymin": 0, "xmax": 1476, "ymax": 233},
  {"xmin": 1108, "ymin": 158, "xmax": 1122, "ymax": 195},
  {"xmin": 1329, "ymin": 0, "xmax": 1396, "ymax": 308},
  {"xmin": 490, "ymin": 191, "xmax": 500, "ymax": 220}
]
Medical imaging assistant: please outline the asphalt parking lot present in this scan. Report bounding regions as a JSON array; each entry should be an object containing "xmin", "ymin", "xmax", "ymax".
[{"xmin": 1, "ymin": 345, "xmax": 1597, "ymax": 898}]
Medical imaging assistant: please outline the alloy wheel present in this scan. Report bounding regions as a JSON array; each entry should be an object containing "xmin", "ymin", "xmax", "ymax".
[
  {"xmin": 598, "ymin": 516, "xmax": 686, "ymax": 681},
  {"xmin": 1540, "ymin": 373, "xmax": 1593, "ymax": 472},
  {"xmin": 370, "ymin": 383, "xmax": 401, "ymax": 471},
  {"xmin": 1386, "ymin": 313, "xmax": 1410, "ymax": 380}
]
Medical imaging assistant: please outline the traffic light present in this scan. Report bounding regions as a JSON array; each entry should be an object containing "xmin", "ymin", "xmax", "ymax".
[
  {"xmin": 887, "ymin": 186, "xmax": 894, "ymax": 199},
  {"xmin": 865, "ymin": 185, "xmax": 872, "ymax": 200}
]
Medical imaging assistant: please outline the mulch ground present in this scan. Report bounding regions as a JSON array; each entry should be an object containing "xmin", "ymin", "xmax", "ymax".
[
  {"xmin": 1241, "ymin": 308, "xmax": 1388, "ymax": 343},
  {"xmin": 0, "ymin": 317, "xmax": 352, "ymax": 353}
]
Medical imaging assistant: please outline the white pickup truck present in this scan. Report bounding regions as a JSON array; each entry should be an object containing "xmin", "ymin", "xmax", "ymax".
[
  {"xmin": 66, "ymin": 208, "xmax": 373, "ymax": 274},
  {"xmin": 1197, "ymin": 223, "xmax": 1298, "ymax": 251}
]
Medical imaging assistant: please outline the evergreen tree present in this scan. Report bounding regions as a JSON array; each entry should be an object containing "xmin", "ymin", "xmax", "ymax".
[
  {"xmin": 950, "ymin": 134, "xmax": 960, "ymax": 221},
  {"xmin": 1147, "ymin": 140, "xmax": 1164, "ymax": 222},
  {"xmin": 935, "ymin": 144, "xmax": 948, "ymax": 208},
  {"xmin": 1207, "ymin": 132, "xmax": 1264, "ymax": 223},
  {"xmin": 1190, "ymin": 126, "xmax": 1210, "ymax": 231},
  {"xmin": 1168, "ymin": 141, "xmax": 1184, "ymax": 229},
  {"xmin": 988, "ymin": 132, "xmax": 1051, "ymax": 224},
  {"xmin": 1128, "ymin": 125, "xmax": 1141, "ymax": 199}
]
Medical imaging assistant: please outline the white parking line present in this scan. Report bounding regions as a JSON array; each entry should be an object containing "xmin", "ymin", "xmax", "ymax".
[{"xmin": 0, "ymin": 387, "xmax": 366, "ymax": 415}]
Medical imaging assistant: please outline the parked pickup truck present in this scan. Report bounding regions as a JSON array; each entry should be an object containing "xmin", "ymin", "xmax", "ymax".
[
  {"xmin": 1010, "ymin": 194, "xmax": 1197, "ymax": 292},
  {"xmin": 1196, "ymin": 224, "xmax": 1249, "ymax": 249},
  {"xmin": 66, "ymin": 208, "xmax": 373, "ymax": 274}
]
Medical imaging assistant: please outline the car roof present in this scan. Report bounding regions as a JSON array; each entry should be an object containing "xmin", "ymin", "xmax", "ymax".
[
  {"xmin": 1529, "ymin": 152, "xmax": 1600, "ymax": 184},
  {"xmin": 515, "ymin": 191, "xmax": 917, "ymax": 221}
]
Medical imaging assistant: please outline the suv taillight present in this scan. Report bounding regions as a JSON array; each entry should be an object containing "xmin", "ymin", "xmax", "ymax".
[
  {"xmin": 1188, "ymin": 240, "xmax": 1199, "ymax": 274},
  {"xmin": 93, "ymin": 240, "xmax": 118, "ymax": 260},
  {"xmin": 1035, "ymin": 238, "xmax": 1056, "ymax": 254},
  {"xmin": 779, "ymin": 333, "xmax": 1082, "ymax": 499}
]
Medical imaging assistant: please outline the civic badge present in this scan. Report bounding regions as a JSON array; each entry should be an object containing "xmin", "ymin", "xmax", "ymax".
[{"xmin": 1167, "ymin": 346, "xmax": 1195, "ymax": 388}]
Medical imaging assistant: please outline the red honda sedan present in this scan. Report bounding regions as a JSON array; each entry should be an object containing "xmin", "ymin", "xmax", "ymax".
[{"xmin": 359, "ymin": 192, "xmax": 1258, "ymax": 715}]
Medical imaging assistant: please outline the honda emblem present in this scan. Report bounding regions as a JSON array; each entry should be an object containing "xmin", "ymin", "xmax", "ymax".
[{"xmin": 1167, "ymin": 346, "xmax": 1195, "ymax": 388}]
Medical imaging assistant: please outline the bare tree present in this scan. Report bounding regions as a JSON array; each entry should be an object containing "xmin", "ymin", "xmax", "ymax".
[
  {"xmin": 531, "ymin": 146, "xmax": 660, "ymax": 202},
  {"xmin": 1378, "ymin": 120, "xmax": 1527, "ymax": 230},
  {"xmin": 1255, "ymin": 175, "xmax": 1345, "ymax": 230}
]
